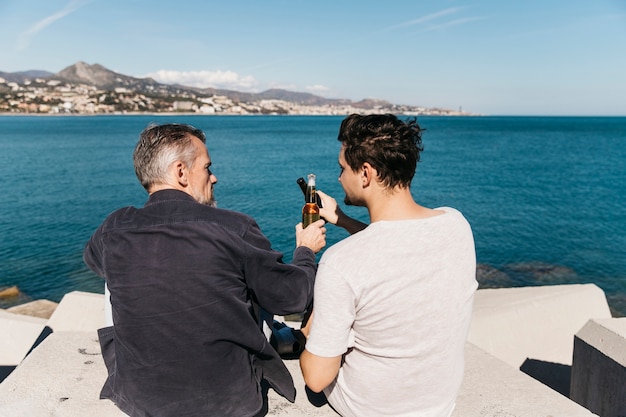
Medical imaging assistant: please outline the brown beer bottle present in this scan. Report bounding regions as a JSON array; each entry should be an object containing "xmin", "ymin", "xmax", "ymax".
[{"xmin": 302, "ymin": 173, "xmax": 320, "ymax": 228}]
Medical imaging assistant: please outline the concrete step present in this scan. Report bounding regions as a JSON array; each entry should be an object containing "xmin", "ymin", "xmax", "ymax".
[
  {"xmin": 46, "ymin": 291, "xmax": 106, "ymax": 332},
  {"xmin": 0, "ymin": 330, "xmax": 598, "ymax": 416},
  {"xmin": 468, "ymin": 283, "xmax": 612, "ymax": 368},
  {"xmin": 6, "ymin": 299, "xmax": 58, "ymax": 319},
  {"xmin": 0, "ymin": 310, "xmax": 47, "ymax": 366},
  {"xmin": 0, "ymin": 285, "xmax": 613, "ymax": 416}
]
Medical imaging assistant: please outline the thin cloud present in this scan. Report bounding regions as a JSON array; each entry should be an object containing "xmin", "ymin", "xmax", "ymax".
[
  {"xmin": 379, "ymin": 7, "xmax": 484, "ymax": 34},
  {"xmin": 419, "ymin": 16, "xmax": 486, "ymax": 33},
  {"xmin": 17, "ymin": 0, "xmax": 89, "ymax": 51},
  {"xmin": 145, "ymin": 70, "xmax": 259, "ymax": 91},
  {"xmin": 385, "ymin": 7, "xmax": 464, "ymax": 31},
  {"xmin": 305, "ymin": 85, "xmax": 330, "ymax": 94}
]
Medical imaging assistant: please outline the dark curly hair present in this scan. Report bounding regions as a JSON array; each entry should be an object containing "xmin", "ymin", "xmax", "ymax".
[{"xmin": 337, "ymin": 114, "xmax": 424, "ymax": 189}]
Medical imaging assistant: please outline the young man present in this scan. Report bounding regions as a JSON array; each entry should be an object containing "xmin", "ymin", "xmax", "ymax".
[
  {"xmin": 84, "ymin": 123, "xmax": 326, "ymax": 417},
  {"xmin": 300, "ymin": 114, "xmax": 477, "ymax": 417}
]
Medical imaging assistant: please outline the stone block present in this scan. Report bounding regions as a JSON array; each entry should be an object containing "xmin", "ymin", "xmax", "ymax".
[
  {"xmin": 452, "ymin": 343, "xmax": 597, "ymax": 416},
  {"xmin": 468, "ymin": 284, "xmax": 611, "ymax": 368},
  {"xmin": 0, "ymin": 331, "xmax": 337, "ymax": 416},
  {"xmin": 46, "ymin": 291, "xmax": 106, "ymax": 332},
  {"xmin": 570, "ymin": 318, "xmax": 626, "ymax": 417},
  {"xmin": 0, "ymin": 310, "xmax": 47, "ymax": 366},
  {"xmin": 0, "ymin": 331, "xmax": 119, "ymax": 417},
  {"xmin": 7, "ymin": 299, "xmax": 58, "ymax": 319}
]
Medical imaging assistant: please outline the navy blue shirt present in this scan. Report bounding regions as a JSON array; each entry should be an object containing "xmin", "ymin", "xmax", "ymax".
[{"xmin": 84, "ymin": 189, "xmax": 317, "ymax": 416}]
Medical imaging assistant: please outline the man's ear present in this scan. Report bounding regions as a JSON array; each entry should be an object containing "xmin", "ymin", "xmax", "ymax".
[
  {"xmin": 361, "ymin": 162, "xmax": 374, "ymax": 187},
  {"xmin": 173, "ymin": 161, "xmax": 189, "ymax": 187}
]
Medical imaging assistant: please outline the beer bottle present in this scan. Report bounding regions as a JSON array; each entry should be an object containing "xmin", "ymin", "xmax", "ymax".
[{"xmin": 302, "ymin": 173, "xmax": 320, "ymax": 228}]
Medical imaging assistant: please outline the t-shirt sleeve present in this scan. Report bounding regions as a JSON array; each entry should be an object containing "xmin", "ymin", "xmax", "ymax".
[{"xmin": 305, "ymin": 261, "xmax": 356, "ymax": 357}]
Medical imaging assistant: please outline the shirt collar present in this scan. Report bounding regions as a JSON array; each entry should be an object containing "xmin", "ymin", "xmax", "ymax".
[{"xmin": 145, "ymin": 189, "xmax": 196, "ymax": 206}]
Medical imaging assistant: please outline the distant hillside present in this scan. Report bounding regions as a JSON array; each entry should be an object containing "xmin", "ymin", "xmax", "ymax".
[
  {"xmin": 2, "ymin": 62, "xmax": 382, "ymax": 107},
  {"xmin": 55, "ymin": 61, "xmax": 162, "ymax": 91},
  {"xmin": 1, "ymin": 62, "xmax": 470, "ymax": 116},
  {"xmin": 0, "ymin": 70, "xmax": 53, "ymax": 84},
  {"xmin": 52, "ymin": 62, "xmax": 334, "ymax": 104}
]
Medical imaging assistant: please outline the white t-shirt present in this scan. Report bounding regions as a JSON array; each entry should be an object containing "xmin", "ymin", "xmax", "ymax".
[{"xmin": 306, "ymin": 207, "xmax": 477, "ymax": 417}]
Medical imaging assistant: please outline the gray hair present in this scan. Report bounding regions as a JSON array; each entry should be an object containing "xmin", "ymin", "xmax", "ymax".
[{"xmin": 133, "ymin": 123, "xmax": 206, "ymax": 191}]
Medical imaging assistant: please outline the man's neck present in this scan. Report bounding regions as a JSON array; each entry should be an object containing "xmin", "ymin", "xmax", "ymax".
[
  {"xmin": 149, "ymin": 183, "xmax": 182, "ymax": 195},
  {"xmin": 367, "ymin": 187, "xmax": 439, "ymax": 223}
]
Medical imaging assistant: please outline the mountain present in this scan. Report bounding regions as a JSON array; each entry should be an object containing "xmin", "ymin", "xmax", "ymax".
[
  {"xmin": 44, "ymin": 62, "xmax": 368, "ymax": 106},
  {"xmin": 0, "ymin": 70, "xmax": 54, "ymax": 84},
  {"xmin": 54, "ymin": 61, "xmax": 162, "ymax": 91},
  {"xmin": 1, "ymin": 62, "xmax": 469, "ymax": 115}
]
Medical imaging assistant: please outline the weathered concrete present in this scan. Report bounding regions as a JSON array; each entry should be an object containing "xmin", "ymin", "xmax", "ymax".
[
  {"xmin": 453, "ymin": 343, "xmax": 596, "ymax": 417},
  {"xmin": 0, "ymin": 310, "xmax": 47, "ymax": 366},
  {"xmin": 46, "ymin": 291, "xmax": 106, "ymax": 332},
  {"xmin": 0, "ymin": 332, "xmax": 116, "ymax": 417},
  {"xmin": 570, "ymin": 318, "xmax": 626, "ymax": 417},
  {"xmin": 0, "ymin": 331, "xmax": 598, "ymax": 417},
  {"xmin": 468, "ymin": 283, "xmax": 612, "ymax": 368},
  {"xmin": 0, "ymin": 331, "xmax": 338, "ymax": 417},
  {"xmin": 0, "ymin": 289, "xmax": 604, "ymax": 416},
  {"xmin": 6, "ymin": 299, "xmax": 58, "ymax": 319}
]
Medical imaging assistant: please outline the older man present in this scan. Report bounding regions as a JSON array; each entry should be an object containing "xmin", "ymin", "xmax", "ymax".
[{"xmin": 84, "ymin": 123, "xmax": 326, "ymax": 417}]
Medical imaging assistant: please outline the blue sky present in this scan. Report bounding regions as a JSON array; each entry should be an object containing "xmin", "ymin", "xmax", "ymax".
[{"xmin": 1, "ymin": 0, "xmax": 625, "ymax": 115}]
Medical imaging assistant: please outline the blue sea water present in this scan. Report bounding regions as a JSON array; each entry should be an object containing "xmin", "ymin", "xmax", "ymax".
[{"xmin": 1, "ymin": 115, "xmax": 625, "ymax": 316}]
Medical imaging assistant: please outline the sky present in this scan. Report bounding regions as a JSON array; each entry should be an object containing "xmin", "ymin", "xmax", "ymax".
[{"xmin": 0, "ymin": 0, "xmax": 625, "ymax": 116}]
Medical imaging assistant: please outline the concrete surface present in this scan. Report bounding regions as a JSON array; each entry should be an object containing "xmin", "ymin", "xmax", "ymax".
[
  {"xmin": 0, "ymin": 310, "xmax": 47, "ymax": 366},
  {"xmin": 468, "ymin": 283, "xmax": 611, "ymax": 368},
  {"xmin": 6, "ymin": 300, "xmax": 58, "ymax": 319},
  {"xmin": 0, "ymin": 332, "xmax": 117, "ymax": 417},
  {"xmin": 0, "ymin": 288, "xmax": 605, "ymax": 416},
  {"xmin": 570, "ymin": 318, "xmax": 626, "ymax": 417},
  {"xmin": 452, "ymin": 343, "xmax": 596, "ymax": 417},
  {"xmin": 46, "ymin": 291, "xmax": 106, "ymax": 332},
  {"xmin": 0, "ymin": 331, "xmax": 598, "ymax": 417}
]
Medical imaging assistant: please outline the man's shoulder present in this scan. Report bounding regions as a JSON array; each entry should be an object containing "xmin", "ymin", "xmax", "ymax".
[
  {"xmin": 320, "ymin": 228, "xmax": 371, "ymax": 262},
  {"xmin": 100, "ymin": 205, "xmax": 139, "ymax": 223},
  {"xmin": 99, "ymin": 201, "xmax": 257, "ymax": 236},
  {"xmin": 203, "ymin": 206, "xmax": 256, "ymax": 228}
]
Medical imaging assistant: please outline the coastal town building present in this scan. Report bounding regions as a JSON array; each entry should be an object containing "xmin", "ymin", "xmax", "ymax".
[{"xmin": 0, "ymin": 71, "xmax": 469, "ymax": 116}]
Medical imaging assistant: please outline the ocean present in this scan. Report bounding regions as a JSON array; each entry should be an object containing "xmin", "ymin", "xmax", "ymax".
[{"xmin": 1, "ymin": 115, "xmax": 625, "ymax": 316}]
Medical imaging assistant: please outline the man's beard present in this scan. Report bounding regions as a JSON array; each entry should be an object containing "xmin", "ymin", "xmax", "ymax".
[
  {"xmin": 191, "ymin": 184, "xmax": 216, "ymax": 207},
  {"xmin": 200, "ymin": 194, "xmax": 217, "ymax": 207}
]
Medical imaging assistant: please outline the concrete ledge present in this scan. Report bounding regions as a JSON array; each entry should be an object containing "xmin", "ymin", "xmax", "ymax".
[
  {"xmin": 570, "ymin": 318, "xmax": 626, "ymax": 417},
  {"xmin": 46, "ymin": 291, "xmax": 106, "ymax": 332},
  {"xmin": 468, "ymin": 284, "xmax": 612, "ymax": 367},
  {"xmin": 0, "ymin": 331, "xmax": 598, "ymax": 417},
  {"xmin": 0, "ymin": 332, "xmax": 119, "ymax": 417},
  {"xmin": 453, "ymin": 343, "xmax": 596, "ymax": 416},
  {"xmin": 0, "ymin": 331, "xmax": 338, "ymax": 417},
  {"xmin": 6, "ymin": 299, "xmax": 58, "ymax": 319},
  {"xmin": 0, "ymin": 287, "xmax": 606, "ymax": 415},
  {"xmin": 0, "ymin": 310, "xmax": 47, "ymax": 365}
]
